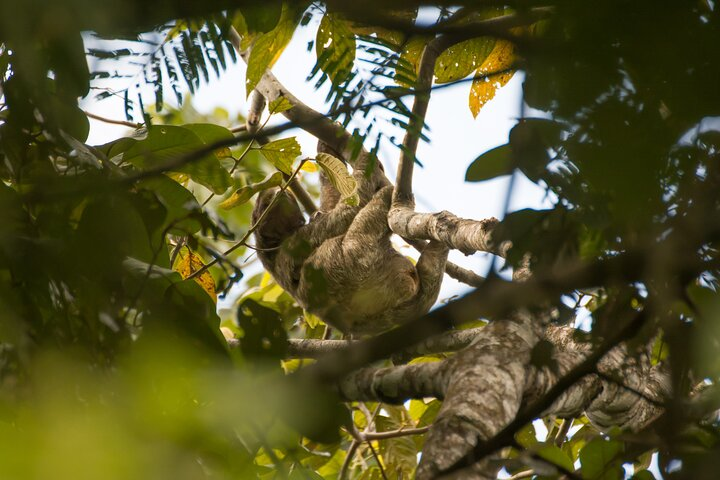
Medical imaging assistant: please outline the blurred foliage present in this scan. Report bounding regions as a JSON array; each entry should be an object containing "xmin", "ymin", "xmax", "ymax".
[{"xmin": 2, "ymin": 0, "xmax": 720, "ymax": 479}]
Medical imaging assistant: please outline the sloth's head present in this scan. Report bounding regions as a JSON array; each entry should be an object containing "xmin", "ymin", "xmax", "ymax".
[{"xmin": 252, "ymin": 188, "xmax": 306, "ymax": 249}]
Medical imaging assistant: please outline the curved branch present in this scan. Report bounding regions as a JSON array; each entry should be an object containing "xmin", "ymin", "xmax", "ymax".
[
  {"xmin": 332, "ymin": 6, "xmax": 553, "ymax": 42},
  {"xmin": 228, "ymin": 27, "xmax": 387, "ymax": 182}
]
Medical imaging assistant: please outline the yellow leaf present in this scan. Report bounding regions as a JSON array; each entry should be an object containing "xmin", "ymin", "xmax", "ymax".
[
  {"xmin": 315, "ymin": 153, "xmax": 359, "ymax": 205},
  {"xmin": 468, "ymin": 39, "xmax": 516, "ymax": 117},
  {"xmin": 303, "ymin": 311, "xmax": 322, "ymax": 329},
  {"xmin": 300, "ymin": 161, "xmax": 318, "ymax": 173},
  {"xmin": 174, "ymin": 247, "xmax": 217, "ymax": 301},
  {"xmin": 218, "ymin": 172, "xmax": 284, "ymax": 210},
  {"xmin": 260, "ymin": 271, "xmax": 274, "ymax": 287},
  {"xmin": 435, "ymin": 37, "xmax": 495, "ymax": 84},
  {"xmin": 262, "ymin": 284, "xmax": 285, "ymax": 303}
]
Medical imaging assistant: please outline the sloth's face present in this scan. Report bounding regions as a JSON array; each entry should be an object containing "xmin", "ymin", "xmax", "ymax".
[{"xmin": 253, "ymin": 188, "xmax": 305, "ymax": 246}]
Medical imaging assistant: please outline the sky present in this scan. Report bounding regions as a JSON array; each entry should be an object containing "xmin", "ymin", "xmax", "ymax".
[{"xmin": 82, "ymin": 13, "xmax": 554, "ymax": 304}]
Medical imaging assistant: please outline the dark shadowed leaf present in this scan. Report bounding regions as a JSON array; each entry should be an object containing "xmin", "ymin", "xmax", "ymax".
[
  {"xmin": 465, "ymin": 143, "xmax": 513, "ymax": 182},
  {"xmin": 122, "ymin": 125, "xmax": 232, "ymax": 194}
]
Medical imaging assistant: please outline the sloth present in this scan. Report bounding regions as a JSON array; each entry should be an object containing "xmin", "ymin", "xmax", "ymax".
[{"xmin": 252, "ymin": 149, "xmax": 448, "ymax": 336}]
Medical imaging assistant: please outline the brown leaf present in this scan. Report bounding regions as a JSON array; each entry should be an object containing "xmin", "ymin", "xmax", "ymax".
[{"xmin": 175, "ymin": 247, "xmax": 217, "ymax": 301}]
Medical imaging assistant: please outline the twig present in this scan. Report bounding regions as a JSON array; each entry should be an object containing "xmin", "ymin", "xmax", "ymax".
[
  {"xmin": 341, "ymin": 404, "xmax": 387, "ymax": 480},
  {"xmin": 554, "ymin": 418, "xmax": 573, "ymax": 447},
  {"xmin": 367, "ymin": 441, "xmax": 389, "ymax": 480},
  {"xmin": 339, "ymin": 439, "xmax": 362, "ymax": 480},
  {"xmin": 507, "ymin": 470, "xmax": 535, "ymax": 480},
  {"xmin": 363, "ymin": 426, "xmax": 430, "ymax": 440},
  {"xmin": 84, "ymin": 110, "xmax": 142, "ymax": 128}
]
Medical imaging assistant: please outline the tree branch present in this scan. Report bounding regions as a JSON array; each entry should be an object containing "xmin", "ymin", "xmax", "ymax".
[
  {"xmin": 302, "ymin": 250, "xmax": 647, "ymax": 385},
  {"xmin": 393, "ymin": 37, "xmax": 441, "ymax": 204},
  {"xmin": 84, "ymin": 109, "xmax": 142, "ymax": 128},
  {"xmin": 434, "ymin": 312, "xmax": 650, "ymax": 479}
]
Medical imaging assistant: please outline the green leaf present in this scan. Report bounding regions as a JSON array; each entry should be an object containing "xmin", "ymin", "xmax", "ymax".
[
  {"xmin": 259, "ymin": 137, "xmax": 301, "ymax": 175},
  {"xmin": 465, "ymin": 144, "xmax": 513, "ymax": 182},
  {"xmin": 315, "ymin": 153, "xmax": 359, "ymax": 205},
  {"xmin": 515, "ymin": 423, "xmax": 538, "ymax": 448},
  {"xmin": 279, "ymin": 381, "xmax": 348, "ymax": 444},
  {"xmin": 181, "ymin": 123, "xmax": 235, "ymax": 159},
  {"xmin": 245, "ymin": 6, "xmax": 301, "ymax": 94},
  {"xmin": 77, "ymin": 195, "xmax": 157, "ymax": 266},
  {"xmin": 49, "ymin": 96, "xmax": 90, "ymax": 143},
  {"xmin": 417, "ymin": 399, "xmax": 441, "ymax": 427},
  {"xmin": 408, "ymin": 399, "xmax": 428, "ymax": 422},
  {"xmin": 435, "ymin": 37, "xmax": 496, "ymax": 84},
  {"xmin": 509, "ymin": 119, "xmax": 566, "ymax": 182},
  {"xmin": 316, "ymin": 13, "xmax": 356, "ymax": 84},
  {"xmin": 536, "ymin": 444, "xmax": 575, "ymax": 473},
  {"xmin": 579, "ymin": 438, "xmax": 624, "ymax": 480},
  {"xmin": 268, "ymin": 96, "xmax": 293, "ymax": 114},
  {"xmin": 237, "ymin": 298, "xmax": 288, "ymax": 361},
  {"xmin": 0, "ymin": 182, "xmax": 32, "ymax": 260},
  {"xmin": 96, "ymin": 134, "xmax": 140, "ymax": 161},
  {"xmin": 219, "ymin": 172, "xmax": 284, "ymax": 209},
  {"xmin": 122, "ymin": 125, "xmax": 232, "ymax": 194},
  {"xmin": 288, "ymin": 468, "xmax": 324, "ymax": 480},
  {"xmin": 137, "ymin": 176, "xmax": 203, "ymax": 234},
  {"xmin": 395, "ymin": 36, "xmax": 431, "ymax": 87}
]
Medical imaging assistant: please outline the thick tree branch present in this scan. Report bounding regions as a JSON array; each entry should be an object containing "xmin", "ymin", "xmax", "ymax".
[
  {"xmin": 392, "ymin": 210, "xmax": 503, "ymax": 255},
  {"xmin": 432, "ymin": 312, "xmax": 654, "ymax": 479},
  {"xmin": 330, "ymin": 5, "xmax": 553, "ymax": 43},
  {"xmin": 303, "ymin": 250, "xmax": 646, "ymax": 385},
  {"xmin": 338, "ymin": 361, "xmax": 448, "ymax": 403}
]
